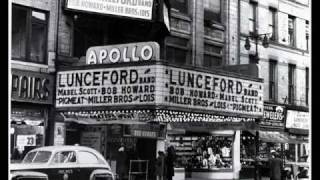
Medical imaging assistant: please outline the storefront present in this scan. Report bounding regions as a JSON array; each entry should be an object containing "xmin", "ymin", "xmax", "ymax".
[
  {"xmin": 54, "ymin": 41, "xmax": 264, "ymax": 180},
  {"xmin": 10, "ymin": 69, "xmax": 54, "ymax": 162},
  {"xmin": 284, "ymin": 109, "xmax": 310, "ymax": 170}
]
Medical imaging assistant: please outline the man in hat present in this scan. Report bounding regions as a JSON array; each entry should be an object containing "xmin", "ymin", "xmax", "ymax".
[{"xmin": 269, "ymin": 151, "xmax": 283, "ymax": 180}]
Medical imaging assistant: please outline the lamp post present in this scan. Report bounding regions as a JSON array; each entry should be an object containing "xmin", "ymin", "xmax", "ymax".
[
  {"xmin": 244, "ymin": 33, "xmax": 271, "ymax": 63},
  {"xmin": 244, "ymin": 32, "xmax": 270, "ymax": 180}
]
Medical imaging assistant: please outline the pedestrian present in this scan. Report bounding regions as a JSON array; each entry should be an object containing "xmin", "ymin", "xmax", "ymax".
[
  {"xmin": 165, "ymin": 146, "xmax": 175, "ymax": 180},
  {"xmin": 155, "ymin": 151, "xmax": 166, "ymax": 180},
  {"xmin": 117, "ymin": 145, "xmax": 127, "ymax": 180},
  {"xmin": 269, "ymin": 151, "xmax": 283, "ymax": 180}
]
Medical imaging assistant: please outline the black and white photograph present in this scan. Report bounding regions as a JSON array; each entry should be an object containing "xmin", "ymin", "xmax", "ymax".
[{"xmin": 8, "ymin": 0, "xmax": 311, "ymax": 180}]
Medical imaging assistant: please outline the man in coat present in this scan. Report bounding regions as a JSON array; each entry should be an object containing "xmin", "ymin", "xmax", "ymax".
[{"xmin": 269, "ymin": 151, "xmax": 283, "ymax": 180}]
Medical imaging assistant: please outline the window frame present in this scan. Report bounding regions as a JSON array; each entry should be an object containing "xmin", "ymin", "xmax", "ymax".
[
  {"xmin": 169, "ymin": 0, "xmax": 188, "ymax": 15},
  {"xmin": 288, "ymin": 15, "xmax": 296, "ymax": 47},
  {"xmin": 203, "ymin": 0, "xmax": 222, "ymax": 25},
  {"xmin": 165, "ymin": 36, "xmax": 190, "ymax": 65},
  {"xmin": 248, "ymin": 2, "xmax": 258, "ymax": 35},
  {"xmin": 203, "ymin": 42, "xmax": 223, "ymax": 68},
  {"xmin": 51, "ymin": 151, "xmax": 77, "ymax": 164},
  {"xmin": 288, "ymin": 64, "xmax": 296, "ymax": 104},
  {"xmin": 11, "ymin": 4, "xmax": 48, "ymax": 64},
  {"xmin": 268, "ymin": 8, "xmax": 277, "ymax": 41},
  {"xmin": 269, "ymin": 60, "xmax": 277, "ymax": 101}
]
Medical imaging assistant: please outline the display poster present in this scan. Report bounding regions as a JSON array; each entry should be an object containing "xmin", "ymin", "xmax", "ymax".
[
  {"xmin": 81, "ymin": 132, "xmax": 101, "ymax": 151},
  {"xmin": 286, "ymin": 110, "xmax": 310, "ymax": 130},
  {"xmin": 54, "ymin": 122, "xmax": 65, "ymax": 146},
  {"xmin": 11, "ymin": 69, "xmax": 54, "ymax": 104},
  {"xmin": 261, "ymin": 104, "xmax": 286, "ymax": 128},
  {"xmin": 16, "ymin": 135, "xmax": 36, "ymax": 147},
  {"xmin": 66, "ymin": 0, "xmax": 154, "ymax": 20},
  {"xmin": 56, "ymin": 64, "xmax": 263, "ymax": 116}
]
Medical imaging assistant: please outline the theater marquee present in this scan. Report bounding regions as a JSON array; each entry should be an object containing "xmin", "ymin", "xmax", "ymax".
[{"xmin": 56, "ymin": 64, "xmax": 263, "ymax": 116}]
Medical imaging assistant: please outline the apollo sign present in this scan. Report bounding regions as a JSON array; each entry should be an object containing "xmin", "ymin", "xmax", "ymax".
[{"xmin": 86, "ymin": 42, "xmax": 160, "ymax": 65}]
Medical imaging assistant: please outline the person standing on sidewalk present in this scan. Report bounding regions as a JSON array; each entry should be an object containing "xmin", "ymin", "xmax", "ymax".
[
  {"xmin": 155, "ymin": 151, "xmax": 166, "ymax": 180},
  {"xmin": 269, "ymin": 151, "xmax": 283, "ymax": 180},
  {"xmin": 166, "ymin": 146, "xmax": 175, "ymax": 180}
]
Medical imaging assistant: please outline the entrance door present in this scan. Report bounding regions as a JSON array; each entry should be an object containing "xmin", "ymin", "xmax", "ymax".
[{"xmin": 136, "ymin": 138, "xmax": 157, "ymax": 180}]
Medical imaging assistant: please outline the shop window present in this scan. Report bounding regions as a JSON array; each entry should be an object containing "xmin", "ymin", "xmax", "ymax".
[
  {"xmin": 269, "ymin": 60, "xmax": 277, "ymax": 101},
  {"xmin": 297, "ymin": 143, "xmax": 309, "ymax": 162},
  {"xmin": 165, "ymin": 36, "xmax": 190, "ymax": 65},
  {"xmin": 203, "ymin": 43, "xmax": 223, "ymax": 68},
  {"xmin": 169, "ymin": 134, "xmax": 233, "ymax": 170},
  {"xmin": 284, "ymin": 143, "xmax": 296, "ymax": 162},
  {"xmin": 204, "ymin": 0, "xmax": 221, "ymax": 24},
  {"xmin": 169, "ymin": 0, "xmax": 188, "ymax": 14},
  {"xmin": 248, "ymin": 2, "xmax": 258, "ymax": 35},
  {"xmin": 288, "ymin": 16, "xmax": 296, "ymax": 47},
  {"xmin": 268, "ymin": 8, "xmax": 277, "ymax": 41},
  {"xmin": 288, "ymin": 64, "xmax": 296, "ymax": 104},
  {"xmin": 11, "ymin": 5, "xmax": 48, "ymax": 64}
]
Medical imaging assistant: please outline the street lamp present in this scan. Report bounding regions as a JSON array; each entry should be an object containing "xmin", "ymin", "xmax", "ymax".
[{"xmin": 244, "ymin": 32, "xmax": 271, "ymax": 63}]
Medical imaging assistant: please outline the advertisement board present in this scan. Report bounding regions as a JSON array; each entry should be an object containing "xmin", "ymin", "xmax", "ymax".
[
  {"xmin": 56, "ymin": 64, "xmax": 263, "ymax": 116},
  {"xmin": 286, "ymin": 110, "xmax": 310, "ymax": 130},
  {"xmin": 66, "ymin": 0, "xmax": 154, "ymax": 20},
  {"xmin": 260, "ymin": 104, "xmax": 286, "ymax": 128},
  {"xmin": 81, "ymin": 132, "xmax": 101, "ymax": 151},
  {"xmin": 54, "ymin": 122, "xmax": 65, "ymax": 146}
]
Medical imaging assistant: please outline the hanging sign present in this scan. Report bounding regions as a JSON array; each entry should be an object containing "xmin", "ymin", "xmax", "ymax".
[
  {"xmin": 66, "ymin": 0, "xmax": 154, "ymax": 20},
  {"xmin": 286, "ymin": 110, "xmax": 310, "ymax": 130},
  {"xmin": 260, "ymin": 104, "xmax": 286, "ymax": 128}
]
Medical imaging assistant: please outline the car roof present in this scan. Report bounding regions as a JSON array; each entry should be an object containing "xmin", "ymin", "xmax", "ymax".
[{"xmin": 30, "ymin": 145, "xmax": 97, "ymax": 152}]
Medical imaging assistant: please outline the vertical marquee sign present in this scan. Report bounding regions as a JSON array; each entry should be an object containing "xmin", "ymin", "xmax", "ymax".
[{"xmin": 66, "ymin": 0, "xmax": 154, "ymax": 20}]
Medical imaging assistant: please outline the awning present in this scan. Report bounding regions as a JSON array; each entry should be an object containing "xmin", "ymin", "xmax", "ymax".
[
  {"xmin": 255, "ymin": 130, "xmax": 308, "ymax": 144},
  {"xmin": 60, "ymin": 113, "xmax": 147, "ymax": 125}
]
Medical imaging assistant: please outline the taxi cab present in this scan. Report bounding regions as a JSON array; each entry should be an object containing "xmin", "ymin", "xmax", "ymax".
[{"xmin": 10, "ymin": 145, "xmax": 114, "ymax": 180}]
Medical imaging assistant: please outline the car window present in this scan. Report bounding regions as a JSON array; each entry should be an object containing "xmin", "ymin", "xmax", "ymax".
[
  {"xmin": 77, "ymin": 151, "xmax": 100, "ymax": 164},
  {"xmin": 22, "ymin": 151, "xmax": 51, "ymax": 163},
  {"xmin": 22, "ymin": 151, "xmax": 37, "ymax": 163},
  {"xmin": 52, "ymin": 151, "xmax": 77, "ymax": 163}
]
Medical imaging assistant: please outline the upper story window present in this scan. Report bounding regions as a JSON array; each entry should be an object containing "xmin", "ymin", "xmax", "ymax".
[
  {"xmin": 165, "ymin": 36, "xmax": 190, "ymax": 65},
  {"xmin": 248, "ymin": 2, "xmax": 258, "ymax": 35},
  {"xmin": 11, "ymin": 5, "xmax": 48, "ymax": 64},
  {"xmin": 306, "ymin": 20, "xmax": 309, "ymax": 51},
  {"xmin": 268, "ymin": 8, "xmax": 277, "ymax": 41},
  {"xmin": 204, "ymin": 43, "xmax": 223, "ymax": 68},
  {"xmin": 288, "ymin": 15, "xmax": 296, "ymax": 47},
  {"xmin": 288, "ymin": 64, "xmax": 296, "ymax": 104},
  {"xmin": 269, "ymin": 60, "xmax": 277, "ymax": 101},
  {"xmin": 170, "ymin": 0, "xmax": 188, "ymax": 15},
  {"xmin": 203, "ymin": 0, "xmax": 221, "ymax": 25}
]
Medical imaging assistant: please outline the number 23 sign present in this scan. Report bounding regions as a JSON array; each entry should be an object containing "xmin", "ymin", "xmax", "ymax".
[{"xmin": 16, "ymin": 135, "xmax": 36, "ymax": 146}]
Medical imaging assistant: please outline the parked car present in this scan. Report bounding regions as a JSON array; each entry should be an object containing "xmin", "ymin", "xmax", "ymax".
[{"xmin": 10, "ymin": 145, "xmax": 115, "ymax": 180}]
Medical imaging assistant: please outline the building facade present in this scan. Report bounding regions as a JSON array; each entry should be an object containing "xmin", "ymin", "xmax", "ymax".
[
  {"xmin": 9, "ymin": 0, "xmax": 310, "ymax": 180},
  {"xmin": 10, "ymin": 0, "xmax": 58, "ymax": 162}
]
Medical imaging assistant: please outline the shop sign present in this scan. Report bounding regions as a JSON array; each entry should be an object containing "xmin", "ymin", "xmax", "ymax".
[
  {"xmin": 286, "ymin": 110, "xmax": 310, "ymax": 130},
  {"xmin": 123, "ymin": 124, "xmax": 164, "ymax": 138},
  {"xmin": 81, "ymin": 132, "xmax": 101, "ymax": 151},
  {"xmin": 54, "ymin": 122, "xmax": 65, "ymax": 146},
  {"xmin": 66, "ymin": 0, "xmax": 154, "ymax": 20},
  {"xmin": 56, "ymin": 64, "xmax": 263, "ymax": 116},
  {"xmin": 16, "ymin": 135, "xmax": 36, "ymax": 147},
  {"xmin": 86, "ymin": 42, "xmax": 159, "ymax": 65},
  {"xmin": 261, "ymin": 104, "xmax": 286, "ymax": 128},
  {"xmin": 11, "ymin": 69, "xmax": 54, "ymax": 104}
]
